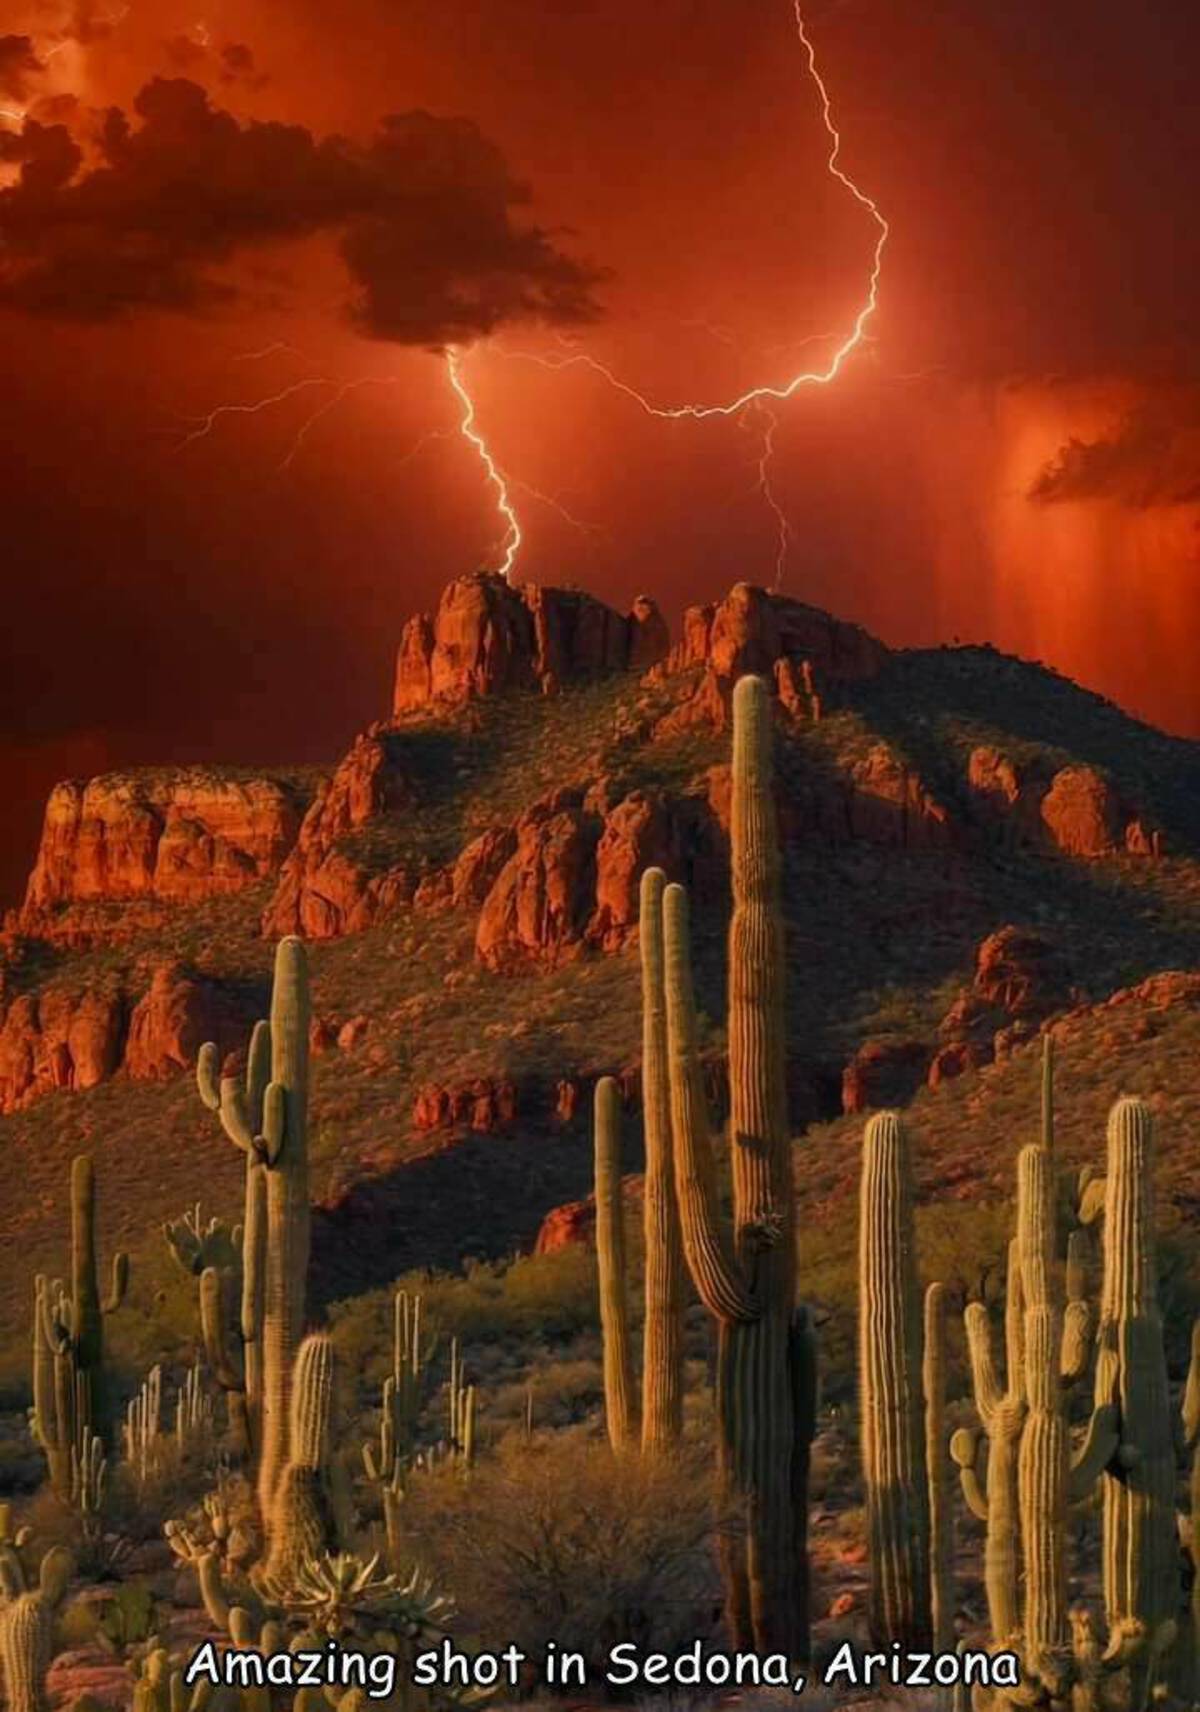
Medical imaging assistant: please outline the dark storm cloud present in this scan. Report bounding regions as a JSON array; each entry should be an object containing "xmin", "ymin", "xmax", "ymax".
[
  {"xmin": 1030, "ymin": 393, "xmax": 1200, "ymax": 508},
  {"xmin": 0, "ymin": 77, "xmax": 604, "ymax": 341},
  {"xmin": 0, "ymin": 35, "xmax": 42, "ymax": 101}
]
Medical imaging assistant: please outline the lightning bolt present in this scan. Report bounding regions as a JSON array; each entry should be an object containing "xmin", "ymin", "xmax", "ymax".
[
  {"xmin": 444, "ymin": 348, "xmax": 522, "ymax": 579},
  {"xmin": 170, "ymin": 0, "xmax": 884, "ymax": 589},
  {"xmin": 483, "ymin": 0, "xmax": 887, "ymax": 584},
  {"xmin": 748, "ymin": 404, "xmax": 794, "ymax": 589}
]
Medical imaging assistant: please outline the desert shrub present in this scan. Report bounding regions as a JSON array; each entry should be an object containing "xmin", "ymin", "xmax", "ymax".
[
  {"xmin": 329, "ymin": 1247, "xmax": 600, "ymax": 1412},
  {"xmin": 401, "ymin": 1432, "xmax": 722, "ymax": 1674}
]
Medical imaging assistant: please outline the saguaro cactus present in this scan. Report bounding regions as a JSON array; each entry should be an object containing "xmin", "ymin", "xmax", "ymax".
[
  {"xmin": 639, "ymin": 866, "xmax": 685, "ymax": 1455},
  {"xmin": 924, "ymin": 1282, "xmax": 954, "ymax": 1658},
  {"xmin": 68, "ymin": 1156, "xmax": 128, "ymax": 1444},
  {"xmin": 858, "ymin": 1110, "xmax": 931, "ymax": 1646},
  {"xmin": 595, "ymin": 1076, "xmax": 638, "ymax": 1452},
  {"xmin": 1015, "ymin": 1143, "xmax": 1114, "ymax": 1686},
  {"xmin": 0, "ymin": 1547, "xmax": 71, "ymax": 1712},
  {"xmin": 1095, "ymin": 1097, "xmax": 1177, "ymax": 1699},
  {"xmin": 956, "ymin": 1237, "xmax": 1026, "ymax": 1647},
  {"xmin": 663, "ymin": 673, "xmax": 813, "ymax": 1658},
  {"xmin": 31, "ymin": 1157, "xmax": 127, "ymax": 1489},
  {"xmin": 197, "ymin": 935, "xmax": 310, "ymax": 1522},
  {"xmin": 265, "ymin": 1333, "xmax": 334, "ymax": 1585}
]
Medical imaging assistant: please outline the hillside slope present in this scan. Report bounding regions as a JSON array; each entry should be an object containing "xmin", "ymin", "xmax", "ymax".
[{"xmin": 2, "ymin": 570, "xmax": 1199, "ymax": 1385}]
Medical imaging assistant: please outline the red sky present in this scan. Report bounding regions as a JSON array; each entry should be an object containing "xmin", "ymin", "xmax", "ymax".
[{"xmin": 2, "ymin": 0, "xmax": 1199, "ymax": 904}]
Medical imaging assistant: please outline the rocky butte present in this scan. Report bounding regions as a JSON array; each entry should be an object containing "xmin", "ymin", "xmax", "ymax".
[{"xmin": 0, "ymin": 571, "xmax": 1176, "ymax": 1130}]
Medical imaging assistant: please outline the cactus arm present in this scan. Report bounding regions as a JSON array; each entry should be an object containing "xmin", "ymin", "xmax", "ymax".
[
  {"xmin": 218, "ymin": 1079, "xmax": 257, "ymax": 1154},
  {"xmin": 260, "ymin": 1083, "xmax": 285, "ymax": 1165},
  {"xmin": 1079, "ymin": 1175, "xmax": 1107, "ymax": 1228},
  {"xmin": 196, "ymin": 1042, "xmax": 221, "ymax": 1112},
  {"xmin": 661, "ymin": 882, "xmax": 757, "ymax": 1324},
  {"xmin": 199, "ymin": 1268, "xmax": 243, "ymax": 1392},
  {"xmin": 965, "ymin": 1302, "xmax": 1007, "ymax": 1424},
  {"xmin": 1183, "ymin": 1320, "xmax": 1200, "ymax": 1450},
  {"xmin": 1061, "ymin": 1298, "xmax": 1093, "ymax": 1386},
  {"xmin": 196, "ymin": 1553, "xmax": 231, "ymax": 1630},
  {"xmin": 950, "ymin": 1427, "xmax": 989, "ymax": 1521},
  {"xmin": 1003, "ymin": 1237, "xmax": 1025, "ymax": 1393},
  {"xmin": 1069, "ymin": 1402, "xmax": 1119, "ymax": 1501},
  {"xmin": 102, "ymin": 1252, "xmax": 129, "ymax": 1315},
  {"xmin": 245, "ymin": 1020, "xmax": 272, "ymax": 1115}
]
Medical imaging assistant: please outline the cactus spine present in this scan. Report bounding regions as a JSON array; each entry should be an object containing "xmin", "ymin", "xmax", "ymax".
[
  {"xmin": 1095, "ymin": 1097, "xmax": 1177, "ymax": 1696},
  {"xmin": 196, "ymin": 937, "xmax": 310, "ymax": 1523},
  {"xmin": 858, "ymin": 1110, "xmax": 930, "ymax": 1646},
  {"xmin": 639, "ymin": 866, "xmax": 685, "ymax": 1455},
  {"xmin": 663, "ymin": 674, "xmax": 811, "ymax": 1658},
  {"xmin": 265, "ymin": 1333, "xmax": 334, "ymax": 1585},
  {"xmin": 595, "ymin": 1076, "xmax": 638, "ymax": 1452}
]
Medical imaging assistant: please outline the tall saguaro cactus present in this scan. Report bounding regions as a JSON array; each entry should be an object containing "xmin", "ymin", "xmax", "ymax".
[
  {"xmin": 1095, "ymin": 1097, "xmax": 1177, "ymax": 1698},
  {"xmin": 31, "ymin": 1156, "xmax": 128, "ymax": 1491},
  {"xmin": 595, "ymin": 1076, "xmax": 638, "ymax": 1452},
  {"xmin": 68, "ymin": 1156, "xmax": 128, "ymax": 1444},
  {"xmin": 1015, "ymin": 1143, "xmax": 1114, "ymax": 1686},
  {"xmin": 663, "ymin": 674, "xmax": 813, "ymax": 1659},
  {"xmin": 858, "ymin": 1110, "xmax": 931, "ymax": 1647},
  {"xmin": 956, "ymin": 1237, "xmax": 1026, "ymax": 1648},
  {"xmin": 639, "ymin": 866, "xmax": 685, "ymax": 1455},
  {"xmin": 924, "ymin": 1282, "xmax": 953, "ymax": 1658},
  {"xmin": 196, "ymin": 935, "xmax": 311, "ymax": 1525}
]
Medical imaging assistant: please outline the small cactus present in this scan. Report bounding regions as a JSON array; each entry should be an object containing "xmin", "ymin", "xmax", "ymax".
[
  {"xmin": 265, "ymin": 1333, "xmax": 334, "ymax": 1585},
  {"xmin": 0, "ymin": 1547, "xmax": 71, "ymax": 1712}
]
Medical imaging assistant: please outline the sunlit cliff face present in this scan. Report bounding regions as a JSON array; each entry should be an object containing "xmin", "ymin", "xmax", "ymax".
[{"xmin": 919, "ymin": 380, "xmax": 1200, "ymax": 736}]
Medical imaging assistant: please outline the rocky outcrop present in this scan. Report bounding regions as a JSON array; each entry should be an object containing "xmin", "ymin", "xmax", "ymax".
[
  {"xmin": 922, "ymin": 924, "xmax": 1072, "ymax": 1092},
  {"xmin": 534, "ymin": 1175, "xmax": 644, "ymax": 1255},
  {"xmin": 393, "ymin": 573, "xmax": 668, "ymax": 714},
  {"xmin": 653, "ymin": 581, "xmax": 885, "ymax": 731},
  {"xmin": 846, "ymin": 744, "xmax": 955, "ymax": 849},
  {"xmin": 1039, "ymin": 764, "xmax": 1162, "ymax": 858},
  {"xmin": 0, "ymin": 961, "xmax": 252, "ymax": 1111},
  {"xmin": 967, "ymin": 748, "xmax": 1162, "ymax": 859},
  {"xmin": 413, "ymin": 1077, "xmax": 518, "ymax": 1133},
  {"xmin": 19, "ymin": 768, "xmax": 304, "ymax": 935},
  {"xmin": 841, "ymin": 1038, "xmax": 930, "ymax": 1114},
  {"xmin": 0, "ymin": 987, "xmax": 124, "ymax": 1111},
  {"xmin": 263, "ymin": 730, "xmax": 418, "ymax": 939},
  {"xmin": 123, "ymin": 962, "xmax": 241, "ymax": 1080},
  {"xmin": 475, "ymin": 790, "xmax": 600, "ymax": 970},
  {"xmin": 973, "ymin": 924, "xmax": 1063, "ymax": 1016},
  {"xmin": 587, "ymin": 789, "xmax": 674, "ymax": 950},
  {"xmin": 1039, "ymin": 765, "xmax": 1122, "ymax": 857}
]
